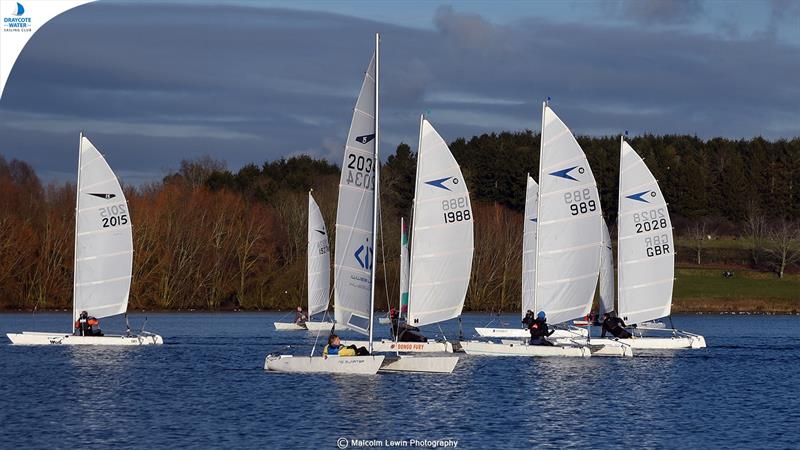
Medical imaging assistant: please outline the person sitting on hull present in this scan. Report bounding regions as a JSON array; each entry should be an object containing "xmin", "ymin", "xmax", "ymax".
[
  {"xmin": 389, "ymin": 308, "xmax": 427, "ymax": 343},
  {"xmin": 601, "ymin": 313, "xmax": 633, "ymax": 339},
  {"xmin": 323, "ymin": 334, "xmax": 369, "ymax": 357},
  {"xmin": 294, "ymin": 306, "xmax": 307, "ymax": 326},
  {"xmin": 528, "ymin": 311, "xmax": 554, "ymax": 346},
  {"xmin": 74, "ymin": 311, "xmax": 103, "ymax": 336},
  {"xmin": 522, "ymin": 310, "xmax": 535, "ymax": 329}
]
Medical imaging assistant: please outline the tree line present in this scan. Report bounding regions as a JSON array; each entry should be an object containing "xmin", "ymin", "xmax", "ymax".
[{"xmin": 0, "ymin": 132, "xmax": 798, "ymax": 312}]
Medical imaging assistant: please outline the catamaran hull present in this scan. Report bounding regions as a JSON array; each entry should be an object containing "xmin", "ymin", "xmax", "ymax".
[
  {"xmin": 303, "ymin": 321, "xmax": 334, "ymax": 332},
  {"xmin": 592, "ymin": 335, "xmax": 706, "ymax": 349},
  {"xmin": 498, "ymin": 339, "xmax": 633, "ymax": 357},
  {"xmin": 340, "ymin": 339, "xmax": 454, "ymax": 353},
  {"xmin": 274, "ymin": 322, "xmax": 306, "ymax": 331},
  {"xmin": 459, "ymin": 340, "xmax": 591, "ymax": 357},
  {"xmin": 379, "ymin": 355, "xmax": 459, "ymax": 374},
  {"xmin": 474, "ymin": 327, "xmax": 588, "ymax": 339},
  {"xmin": 264, "ymin": 354, "xmax": 385, "ymax": 374},
  {"xmin": 6, "ymin": 331, "xmax": 163, "ymax": 346}
]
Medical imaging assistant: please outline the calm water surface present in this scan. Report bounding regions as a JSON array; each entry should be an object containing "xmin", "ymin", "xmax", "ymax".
[{"xmin": 1, "ymin": 312, "xmax": 798, "ymax": 449}]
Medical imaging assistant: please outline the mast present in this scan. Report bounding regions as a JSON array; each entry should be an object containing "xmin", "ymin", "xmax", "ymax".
[
  {"xmin": 617, "ymin": 134, "xmax": 624, "ymax": 315},
  {"xmin": 533, "ymin": 101, "xmax": 546, "ymax": 314},
  {"xmin": 72, "ymin": 132, "xmax": 83, "ymax": 330},
  {"xmin": 368, "ymin": 32, "xmax": 380, "ymax": 353},
  {"xmin": 406, "ymin": 113, "xmax": 423, "ymax": 323},
  {"xmin": 399, "ymin": 216, "xmax": 404, "ymax": 319}
]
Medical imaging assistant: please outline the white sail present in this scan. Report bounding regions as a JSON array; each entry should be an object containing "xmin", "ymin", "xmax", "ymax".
[
  {"xmin": 617, "ymin": 139, "xmax": 673, "ymax": 324},
  {"xmin": 73, "ymin": 136, "xmax": 133, "ymax": 323},
  {"xmin": 333, "ymin": 54, "xmax": 376, "ymax": 335},
  {"xmin": 399, "ymin": 217, "xmax": 409, "ymax": 317},
  {"xmin": 307, "ymin": 192, "xmax": 330, "ymax": 317},
  {"xmin": 406, "ymin": 118, "xmax": 474, "ymax": 327},
  {"xmin": 534, "ymin": 104, "xmax": 602, "ymax": 325},
  {"xmin": 598, "ymin": 219, "xmax": 615, "ymax": 316},
  {"xmin": 521, "ymin": 175, "xmax": 539, "ymax": 316}
]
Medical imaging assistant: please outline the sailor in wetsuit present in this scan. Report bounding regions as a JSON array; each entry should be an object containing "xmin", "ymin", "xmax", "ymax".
[
  {"xmin": 390, "ymin": 308, "xmax": 427, "ymax": 342},
  {"xmin": 528, "ymin": 311, "xmax": 555, "ymax": 346},
  {"xmin": 601, "ymin": 313, "xmax": 633, "ymax": 339}
]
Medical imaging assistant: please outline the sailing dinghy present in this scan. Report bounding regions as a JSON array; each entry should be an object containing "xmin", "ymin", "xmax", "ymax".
[
  {"xmin": 341, "ymin": 117, "xmax": 471, "ymax": 364},
  {"xmin": 274, "ymin": 191, "xmax": 334, "ymax": 332},
  {"xmin": 462, "ymin": 102, "xmax": 612, "ymax": 357},
  {"xmin": 7, "ymin": 134, "xmax": 163, "ymax": 346},
  {"xmin": 590, "ymin": 136, "xmax": 705, "ymax": 350}
]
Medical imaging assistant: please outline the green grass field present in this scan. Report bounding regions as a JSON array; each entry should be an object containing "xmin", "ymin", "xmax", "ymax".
[{"xmin": 673, "ymin": 266, "xmax": 800, "ymax": 313}]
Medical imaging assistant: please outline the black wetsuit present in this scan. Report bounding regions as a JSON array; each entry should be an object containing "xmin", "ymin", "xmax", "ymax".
[
  {"xmin": 522, "ymin": 312, "xmax": 535, "ymax": 329},
  {"xmin": 528, "ymin": 318, "xmax": 555, "ymax": 346},
  {"xmin": 601, "ymin": 317, "xmax": 632, "ymax": 339},
  {"xmin": 391, "ymin": 318, "xmax": 428, "ymax": 342}
]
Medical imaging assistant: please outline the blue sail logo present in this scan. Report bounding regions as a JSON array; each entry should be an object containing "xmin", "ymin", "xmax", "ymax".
[
  {"xmin": 425, "ymin": 176, "xmax": 459, "ymax": 191},
  {"xmin": 13, "ymin": 2, "xmax": 24, "ymax": 16},
  {"xmin": 354, "ymin": 238, "xmax": 373, "ymax": 270},
  {"xmin": 626, "ymin": 190, "xmax": 655, "ymax": 203}
]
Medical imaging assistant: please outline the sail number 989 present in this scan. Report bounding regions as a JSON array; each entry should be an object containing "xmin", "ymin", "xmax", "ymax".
[
  {"xmin": 564, "ymin": 189, "xmax": 596, "ymax": 216},
  {"xmin": 442, "ymin": 196, "xmax": 471, "ymax": 223}
]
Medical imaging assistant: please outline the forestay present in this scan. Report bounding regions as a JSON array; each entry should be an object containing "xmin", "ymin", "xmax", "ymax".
[
  {"xmin": 617, "ymin": 139, "xmax": 674, "ymax": 324},
  {"xmin": 73, "ymin": 136, "xmax": 133, "ymax": 323},
  {"xmin": 598, "ymin": 219, "xmax": 615, "ymax": 316},
  {"xmin": 333, "ymin": 54, "xmax": 376, "ymax": 334},
  {"xmin": 534, "ymin": 105, "xmax": 602, "ymax": 325},
  {"xmin": 307, "ymin": 192, "xmax": 330, "ymax": 317},
  {"xmin": 406, "ymin": 119, "xmax": 474, "ymax": 327},
  {"xmin": 521, "ymin": 175, "xmax": 539, "ymax": 316}
]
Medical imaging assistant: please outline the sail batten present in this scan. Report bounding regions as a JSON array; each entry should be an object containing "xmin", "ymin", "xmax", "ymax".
[
  {"xmin": 73, "ymin": 136, "xmax": 132, "ymax": 323},
  {"xmin": 406, "ymin": 119, "xmax": 474, "ymax": 327},
  {"xmin": 533, "ymin": 105, "xmax": 602, "ymax": 325},
  {"xmin": 617, "ymin": 138, "xmax": 674, "ymax": 324}
]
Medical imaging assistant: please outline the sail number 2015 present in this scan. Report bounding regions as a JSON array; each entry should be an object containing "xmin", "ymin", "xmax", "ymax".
[
  {"xmin": 564, "ymin": 189, "xmax": 596, "ymax": 216},
  {"xmin": 442, "ymin": 196, "xmax": 471, "ymax": 223},
  {"xmin": 99, "ymin": 204, "xmax": 128, "ymax": 228}
]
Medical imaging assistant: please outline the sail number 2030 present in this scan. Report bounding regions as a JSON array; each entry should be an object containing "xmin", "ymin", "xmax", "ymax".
[
  {"xmin": 99, "ymin": 204, "xmax": 129, "ymax": 228},
  {"xmin": 564, "ymin": 189, "xmax": 597, "ymax": 216},
  {"xmin": 442, "ymin": 196, "xmax": 471, "ymax": 223}
]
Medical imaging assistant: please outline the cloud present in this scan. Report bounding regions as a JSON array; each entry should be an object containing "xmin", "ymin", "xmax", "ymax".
[
  {"xmin": 0, "ymin": 2, "xmax": 797, "ymax": 184},
  {"xmin": 617, "ymin": 0, "xmax": 704, "ymax": 25}
]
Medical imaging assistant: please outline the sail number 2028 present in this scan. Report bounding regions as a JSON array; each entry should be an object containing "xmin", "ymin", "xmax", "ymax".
[
  {"xmin": 564, "ymin": 189, "xmax": 596, "ymax": 216},
  {"xmin": 99, "ymin": 204, "xmax": 128, "ymax": 228},
  {"xmin": 442, "ymin": 196, "xmax": 471, "ymax": 223}
]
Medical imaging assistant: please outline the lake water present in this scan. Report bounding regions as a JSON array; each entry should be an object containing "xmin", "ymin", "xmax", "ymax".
[{"xmin": 1, "ymin": 312, "xmax": 798, "ymax": 449}]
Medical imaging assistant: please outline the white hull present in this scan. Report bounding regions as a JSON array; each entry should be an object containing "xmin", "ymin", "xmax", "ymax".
[
  {"xmin": 341, "ymin": 339, "xmax": 454, "ymax": 353},
  {"xmin": 303, "ymin": 321, "xmax": 334, "ymax": 332},
  {"xmin": 475, "ymin": 327, "xmax": 588, "ymax": 339},
  {"xmin": 379, "ymin": 355, "xmax": 459, "ymax": 373},
  {"xmin": 459, "ymin": 340, "xmax": 591, "ymax": 357},
  {"xmin": 592, "ymin": 334, "xmax": 706, "ymax": 350},
  {"xmin": 7, "ymin": 331, "xmax": 163, "ymax": 346},
  {"xmin": 498, "ymin": 339, "xmax": 633, "ymax": 357},
  {"xmin": 264, "ymin": 354, "xmax": 385, "ymax": 374},
  {"xmin": 274, "ymin": 322, "xmax": 305, "ymax": 331}
]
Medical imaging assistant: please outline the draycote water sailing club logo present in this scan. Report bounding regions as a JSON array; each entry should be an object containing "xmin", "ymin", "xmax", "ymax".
[{"xmin": 3, "ymin": 3, "xmax": 31, "ymax": 32}]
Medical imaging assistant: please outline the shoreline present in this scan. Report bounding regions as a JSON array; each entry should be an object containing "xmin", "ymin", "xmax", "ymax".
[{"xmin": 1, "ymin": 308, "xmax": 798, "ymax": 315}]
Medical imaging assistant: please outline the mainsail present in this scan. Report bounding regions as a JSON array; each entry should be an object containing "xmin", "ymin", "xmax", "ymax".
[
  {"xmin": 617, "ymin": 138, "xmax": 674, "ymax": 324},
  {"xmin": 73, "ymin": 135, "xmax": 133, "ymax": 323},
  {"xmin": 307, "ymin": 192, "xmax": 330, "ymax": 317},
  {"xmin": 399, "ymin": 217, "xmax": 409, "ymax": 317},
  {"xmin": 333, "ymin": 54, "xmax": 376, "ymax": 335},
  {"xmin": 534, "ymin": 104, "xmax": 602, "ymax": 325},
  {"xmin": 521, "ymin": 175, "xmax": 539, "ymax": 316},
  {"xmin": 406, "ymin": 118, "xmax": 474, "ymax": 327},
  {"xmin": 598, "ymin": 219, "xmax": 615, "ymax": 316}
]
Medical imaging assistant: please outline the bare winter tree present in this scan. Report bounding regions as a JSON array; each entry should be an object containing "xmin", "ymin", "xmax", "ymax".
[
  {"xmin": 686, "ymin": 219, "xmax": 713, "ymax": 265},
  {"xmin": 763, "ymin": 219, "xmax": 800, "ymax": 279},
  {"xmin": 743, "ymin": 201, "xmax": 768, "ymax": 267}
]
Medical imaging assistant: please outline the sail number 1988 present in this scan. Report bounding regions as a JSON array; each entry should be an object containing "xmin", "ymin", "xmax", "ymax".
[{"xmin": 442, "ymin": 196, "xmax": 471, "ymax": 224}]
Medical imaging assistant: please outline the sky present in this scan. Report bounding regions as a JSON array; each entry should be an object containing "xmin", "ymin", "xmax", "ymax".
[{"xmin": 0, "ymin": 0, "xmax": 798, "ymax": 184}]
